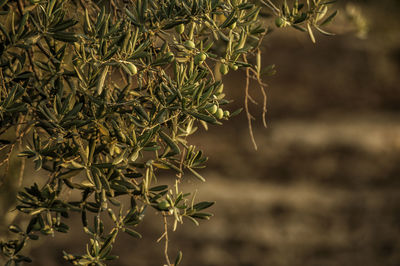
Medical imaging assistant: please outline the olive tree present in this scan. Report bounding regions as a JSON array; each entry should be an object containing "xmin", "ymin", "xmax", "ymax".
[{"xmin": 0, "ymin": 0, "xmax": 336, "ymax": 265}]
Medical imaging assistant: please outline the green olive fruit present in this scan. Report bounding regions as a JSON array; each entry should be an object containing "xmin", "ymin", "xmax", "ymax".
[
  {"xmin": 215, "ymin": 83, "xmax": 224, "ymax": 94},
  {"xmin": 275, "ymin": 17, "xmax": 285, "ymax": 28},
  {"xmin": 184, "ymin": 40, "xmax": 196, "ymax": 49},
  {"xmin": 215, "ymin": 108, "xmax": 224, "ymax": 119},
  {"xmin": 175, "ymin": 23, "xmax": 185, "ymax": 34},
  {"xmin": 157, "ymin": 200, "xmax": 170, "ymax": 210},
  {"xmin": 126, "ymin": 62, "xmax": 137, "ymax": 75},
  {"xmin": 32, "ymin": 221, "xmax": 42, "ymax": 231},
  {"xmin": 207, "ymin": 104, "xmax": 218, "ymax": 114},
  {"xmin": 198, "ymin": 52, "xmax": 207, "ymax": 61},
  {"xmin": 114, "ymin": 146, "xmax": 121, "ymax": 154},
  {"xmin": 194, "ymin": 52, "xmax": 207, "ymax": 65},
  {"xmin": 219, "ymin": 63, "xmax": 229, "ymax": 75},
  {"xmin": 230, "ymin": 64, "xmax": 238, "ymax": 71},
  {"xmin": 223, "ymin": 110, "xmax": 230, "ymax": 117},
  {"xmin": 165, "ymin": 51, "xmax": 175, "ymax": 62},
  {"xmin": 42, "ymin": 226, "xmax": 54, "ymax": 235}
]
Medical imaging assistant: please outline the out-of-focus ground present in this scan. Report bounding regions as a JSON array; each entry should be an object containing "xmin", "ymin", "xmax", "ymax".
[{"xmin": 12, "ymin": 1, "xmax": 400, "ymax": 265}]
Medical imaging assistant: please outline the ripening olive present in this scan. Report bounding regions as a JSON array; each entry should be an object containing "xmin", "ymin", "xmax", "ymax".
[
  {"xmin": 198, "ymin": 52, "xmax": 207, "ymax": 61},
  {"xmin": 157, "ymin": 200, "xmax": 170, "ymax": 210},
  {"xmin": 184, "ymin": 40, "xmax": 196, "ymax": 49},
  {"xmin": 165, "ymin": 51, "xmax": 175, "ymax": 62},
  {"xmin": 126, "ymin": 62, "xmax": 137, "ymax": 75},
  {"xmin": 207, "ymin": 104, "xmax": 218, "ymax": 114},
  {"xmin": 194, "ymin": 52, "xmax": 207, "ymax": 65},
  {"xmin": 230, "ymin": 64, "xmax": 238, "ymax": 71},
  {"xmin": 215, "ymin": 83, "xmax": 224, "ymax": 94},
  {"xmin": 175, "ymin": 23, "xmax": 185, "ymax": 34},
  {"xmin": 275, "ymin": 17, "xmax": 285, "ymax": 28},
  {"xmin": 215, "ymin": 108, "xmax": 224, "ymax": 119},
  {"xmin": 219, "ymin": 63, "xmax": 229, "ymax": 75}
]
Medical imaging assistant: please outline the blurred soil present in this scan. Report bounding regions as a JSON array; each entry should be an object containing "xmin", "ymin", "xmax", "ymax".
[{"xmin": 24, "ymin": 1, "xmax": 400, "ymax": 265}]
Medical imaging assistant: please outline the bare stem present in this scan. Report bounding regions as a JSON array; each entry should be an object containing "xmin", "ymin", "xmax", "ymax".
[
  {"xmin": 243, "ymin": 55, "xmax": 258, "ymax": 150},
  {"xmin": 248, "ymin": 64, "xmax": 268, "ymax": 128},
  {"xmin": 260, "ymin": 0, "xmax": 280, "ymax": 15},
  {"xmin": 204, "ymin": 61, "xmax": 216, "ymax": 83},
  {"xmin": 163, "ymin": 214, "xmax": 172, "ymax": 266}
]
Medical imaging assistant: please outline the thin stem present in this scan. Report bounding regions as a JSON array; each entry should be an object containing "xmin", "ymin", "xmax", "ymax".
[
  {"xmin": 248, "ymin": 63, "xmax": 268, "ymax": 128},
  {"xmin": 203, "ymin": 61, "xmax": 216, "ymax": 83},
  {"xmin": 243, "ymin": 55, "xmax": 258, "ymax": 150},
  {"xmin": 163, "ymin": 215, "xmax": 172, "ymax": 266},
  {"xmin": 260, "ymin": 0, "xmax": 280, "ymax": 15}
]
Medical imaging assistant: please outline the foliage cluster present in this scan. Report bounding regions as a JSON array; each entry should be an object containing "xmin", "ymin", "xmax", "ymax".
[{"xmin": 0, "ymin": 0, "xmax": 336, "ymax": 265}]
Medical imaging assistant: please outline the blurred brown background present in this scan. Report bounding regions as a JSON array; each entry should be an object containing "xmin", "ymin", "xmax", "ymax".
[{"xmin": 24, "ymin": 0, "xmax": 400, "ymax": 265}]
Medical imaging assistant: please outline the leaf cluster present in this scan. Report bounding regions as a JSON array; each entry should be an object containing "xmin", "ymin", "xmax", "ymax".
[{"xmin": 0, "ymin": 0, "xmax": 336, "ymax": 265}]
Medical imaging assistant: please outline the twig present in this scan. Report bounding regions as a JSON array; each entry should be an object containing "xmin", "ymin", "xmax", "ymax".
[
  {"xmin": 162, "ymin": 214, "xmax": 172, "ymax": 266},
  {"xmin": 247, "ymin": 94, "xmax": 258, "ymax": 105},
  {"xmin": 0, "ymin": 125, "xmax": 12, "ymax": 138},
  {"xmin": 15, "ymin": 114, "xmax": 27, "ymax": 188},
  {"xmin": 0, "ymin": 115, "xmax": 25, "ymax": 173},
  {"xmin": 259, "ymin": 0, "xmax": 280, "ymax": 15},
  {"xmin": 0, "ymin": 145, "xmax": 13, "ymax": 168},
  {"xmin": 0, "ymin": 145, "xmax": 10, "ymax": 152},
  {"xmin": 260, "ymin": 84, "xmax": 268, "ymax": 128},
  {"xmin": 176, "ymin": 145, "xmax": 186, "ymax": 181},
  {"xmin": 243, "ymin": 55, "xmax": 258, "ymax": 150},
  {"xmin": 248, "ymin": 65, "xmax": 268, "ymax": 128},
  {"xmin": 203, "ymin": 61, "xmax": 215, "ymax": 83},
  {"xmin": 118, "ymin": 68, "xmax": 129, "ymax": 85}
]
